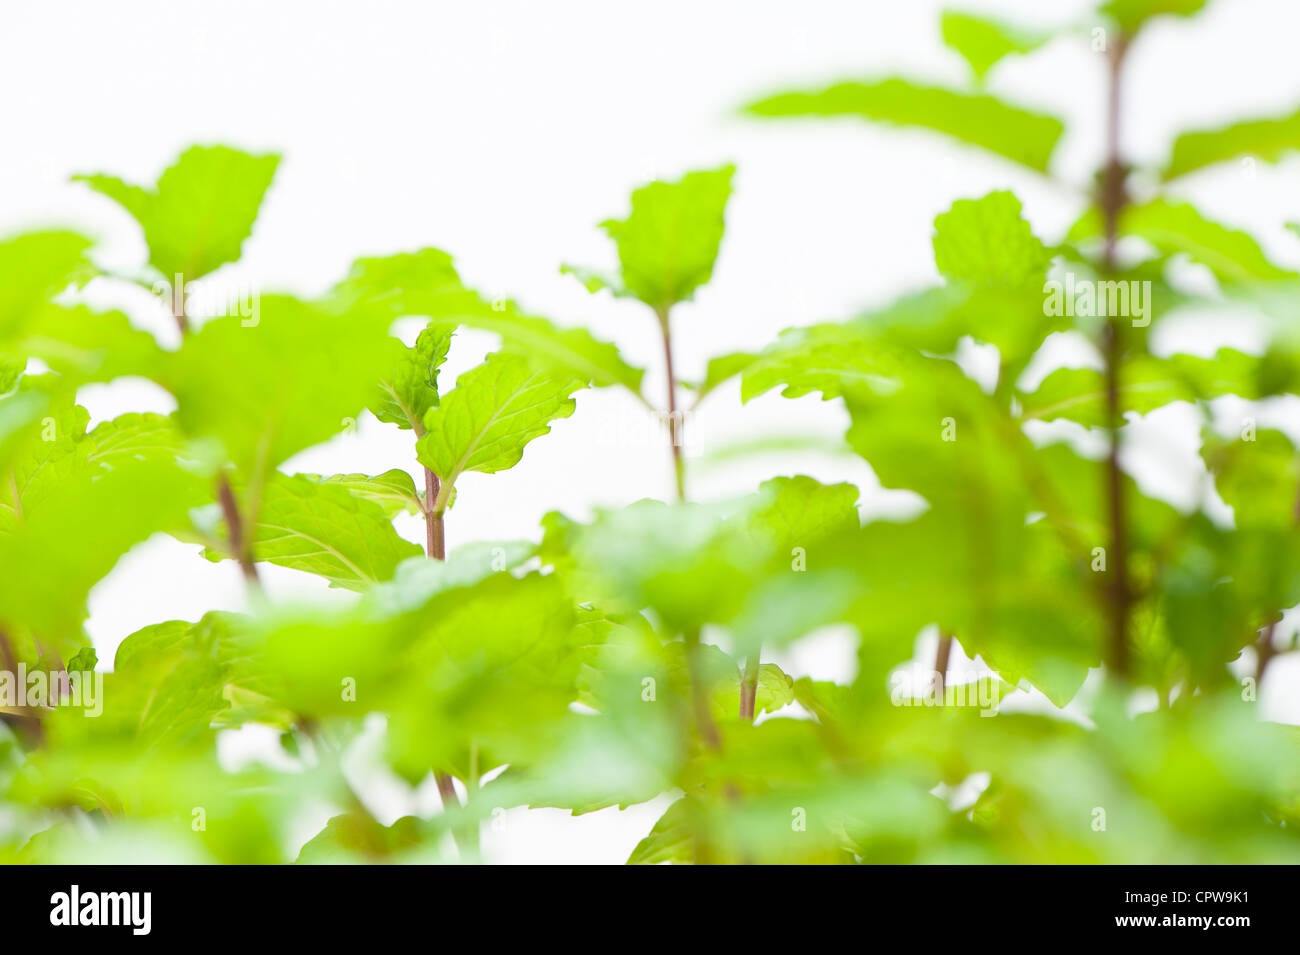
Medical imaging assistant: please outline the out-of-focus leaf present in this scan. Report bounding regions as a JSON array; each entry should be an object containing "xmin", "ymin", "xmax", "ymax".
[
  {"xmin": 933, "ymin": 191, "xmax": 1050, "ymax": 290},
  {"xmin": 1164, "ymin": 106, "xmax": 1300, "ymax": 180},
  {"xmin": 74, "ymin": 145, "xmax": 279, "ymax": 281},
  {"xmin": 0, "ymin": 402, "xmax": 210, "ymax": 651},
  {"xmin": 1099, "ymin": 0, "xmax": 1208, "ymax": 34},
  {"xmin": 5, "ymin": 304, "xmax": 164, "ymax": 384},
  {"xmin": 1019, "ymin": 349, "xmax": 1265, "ymax": 426},
  {"xmin": 202, "ymin": 473, "xmax": 422, "ymax": 590},
  {"xmin": 745, "ymin": 79, "xmax": 1064, "ymax": 172},
  {"xmin": 0, "ymin": 231, "xmax": 92, "ymax": 343},
  {"xmin": 593, "ymin": 165, "xmax": 735, "ymax": 312},
  {"xmin": 164, "ymin": 295, "xmax": 395, "ymax": 480},
  {"xmin": 1069, "ymin": 200, "xmax": 1293, "ymax": 283},
  {"xmin": 307, "ymin": 469, "xmax": 423, "ymax": 518},
  {"xmin": 940, "ymin": 10, "xmax": 1049, "ymax": 81}
]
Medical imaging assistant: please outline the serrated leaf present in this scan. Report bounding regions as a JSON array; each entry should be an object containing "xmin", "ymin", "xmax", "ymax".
[
  {"xmin": 745, "ymin": 79, "xmax": 1064, "ymax": 172},
  {"xmin": 329, "ymin": 247, "xmax": 485, "ymax": 319},
  {"xmin": 417, "ymin": 353, "xmax": 583, "ymax": 511},
  {"xmin": 373, "ymin": 324, "xmax": 453, "ymax": 430},
  {"xmin": 627, "ymin": 796, "xmax": 695, "ymax": 865},
  {"xmin": 307, "ymin": 469, "xmax": 423, "ymax": 518},
  {"xmin": 750, "ymin": 475, "xmax": 861, "ymax": 551},
  {"xmin": 933, "ymin": 191, "xmax": 1050, "ymax": 289},
  {"xmin": 74, "ymin": 145, "xmax": 279, "ymax": 281},
  {"xmin": 741, "ymin": 321, "xmax": 904, "ymax": 403},
  {"xmin": 336, "ymin": 249, "xmax": 643, "ymax": 394},
  {"xmin": 595, "ymin": 165, "xmax": 735, "ymax": 312},
  {"xmin": 66, "ymin": 647, "xmax": 97, "ymax": 673},
  {"xmin": 108, "ymin": 612, "xmax": 261, "ymax": 746},
  {"xmin": 205, "ymin": 473, "xmax": 421, "ymax": 590}
]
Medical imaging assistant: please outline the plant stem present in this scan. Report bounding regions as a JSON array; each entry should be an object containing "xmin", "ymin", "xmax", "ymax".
[
  {"xmin": 655, "ymin": 306, "xmax": 686, "ymax": 502},
  {"xmin": 423, "ymin": 467, "xmax": 445, "ymax": 560},
  {"xmin": 217, "ymin": 473, "xmax": 262, "ymax": 588},
  {"xmin": 739, "ymin": 650, "xmax": 760, "ymax": 723},
  {"xmin": 1100, "ymin": 35, "xmax": 1132, "ymax": 680},
  {"xmin": 178, "ymin": 296, "xmax": 259, "ymax": 594},
  {"xmin": 933, "ymin": 631, "xmax": 953, "ymax": 697},
  {"xmin": 169, "ymin": 280, "xmax": 190, "ymax": 336},
  {"xmin": 421, "ymin": 463, "xmax": 473, "ymax": 855}
]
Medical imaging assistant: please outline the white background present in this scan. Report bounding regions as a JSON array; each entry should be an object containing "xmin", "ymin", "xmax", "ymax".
[{"xmin": 3, "ymin": 0, "xmax": 1300, "ymax": 862}]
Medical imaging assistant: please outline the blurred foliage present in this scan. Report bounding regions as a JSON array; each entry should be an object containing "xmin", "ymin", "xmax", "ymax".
[{"xmin": 2, "ymin": 0, "xmax": 1300, "ymax": 865}]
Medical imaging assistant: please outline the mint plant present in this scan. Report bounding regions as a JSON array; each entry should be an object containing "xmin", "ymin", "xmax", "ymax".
[{"xmin": 1, "ymin": 0, "xmax": 1299, "ymax": 865}]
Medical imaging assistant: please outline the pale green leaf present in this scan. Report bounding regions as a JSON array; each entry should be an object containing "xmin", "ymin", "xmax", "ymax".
[
  {"xmin": 74, "ymin": 145, "xmax": 280, "ymax": 281},
  {"xmin": 745, "ymin": 79, "xmax": 1064, "ymax": 172},
  {"xmin": 205, "ymin": 473, "xmax": 422, "ymax": 590},
  {"xmin": 417, "ymin": 353, "xmax": 583, "ymax": 511},
  {"xmin": 596, "ymin": 165, "xmax": 735, "ymax": 312},
  {"xmin": 940, "ymin": 10, "xmax": 1049, "ymax": 81},
  {"xmin": 933, "ymin": 191, "xmax": 1050, "ymax": 289},
  {"xmin": 1165, "ymin": 107, "xmax": 1300, "ymax": 180}
]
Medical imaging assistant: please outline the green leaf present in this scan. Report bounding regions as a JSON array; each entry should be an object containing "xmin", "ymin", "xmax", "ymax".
[
  {"xmin": 307, "ymin": 469, "xmax": 423, "ymax": 518},
  {"xmin": 1164, "ymin": 106, "xmax": 1300, "ymax": 180},
  {"xmin": 6, "ymin": 304, "xmax": 165, "ymax": 384},
  {"xmin": 451, "ymin": 304, "xmax": 645, "ymax": 393},
  {"xmin": 205, "ymin": 473, "xmax": 421, "ymax": 590},
  {"xmin": 565, "ymin": 498, "xmax": 767, "ymax": 631},
  {"xmin": 690, "ymin": 351, "xmax": 757, "ymax": 402},
  {"xmin": 296, "ymin": 812, "xmax": 433, "ymax": 863},
  {"xmin": 372, "ymin": 323, "xmax": 453, "ymax": 430},
  {"xmin": 596, "ymin": 165, "xmax": 735, "ymax": 312},
  {"xmin": 1019, "ymin": 349, "xmax": 1265, "ymax": 426},
  {"xmin": 0, "ymin": 231, "xmax": 93, "ymax": 343},
  {"xmin": 164, "ymin": 295, "xmax": 395, "ymax": 479},
  {"xmin": 750, "ymin": 475, "xmax": 861, "ymax": 552},
  {"xmin": 74, "ymin": 145, "xmax": 280, "ymax": 281},
  {"xmin": 329, "ymin": 247, "xmax": 484, "ymax": 320},
  {"xmin": 0, "ymin": 407, "xmax": 210, "ymax": 650},
  {"xmin": 711, "ymin": 661, "xmax": 796, "ymax": 718},
  {"xmin": 1099, "ymin": 0, "xmax": 1208, "ymax": 33},
  {"xmin": 628, "ymin": 797, "xmax": 695, "ymax": 865},
  {"xmin": 940, "ymin": 10, "xmax": 1048, "ymax": 81},
  {"xmin": 745, "ymin": 79, "xmax": 1064, "ymax": 173},
  {"xmin": 107, "ymin": 613, "xmax": 262, "ymax": 746},
  {"xmin": 933, "ymin": 191, "xmax": 1050, "ymax": 290},
  {"xmin": 66, "ymin": 647, "xmax": 97, "ymax": 673},
  {"xmin": 335, "ymin": 249, "xmax": 643, "ymax": 393},
  {"xmin": 417, "ymin": 353, "xmax": 583, "ymax": 511},
  {"xmin": 741, "ymin": 321, "xmax": 904, "ymax": 403},
  {"xmin": 1069, "ymin": 199, "xmax": 1293, "ymax": 283}
]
